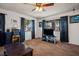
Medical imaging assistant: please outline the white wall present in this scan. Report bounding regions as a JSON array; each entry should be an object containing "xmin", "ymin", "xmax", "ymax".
[
  {"xmin": 0, "ymin": 8, "xmax": 21, "ymax": 31},
  {"xmin": 0, "ymin": 8, "xmax": 37, "ymax": 40},
  {"xmin": 43, "ymin": 9, "xmax": 79, "ymax": 45},
  {"xmin": 0, "ymin": 8, "xmax": 36, "ymax": 31}
]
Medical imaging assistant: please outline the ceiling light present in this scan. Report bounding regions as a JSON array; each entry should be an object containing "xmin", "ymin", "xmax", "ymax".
[
  {"xmin": 39, "ymin": 7, "xmax": 43, "ymax": 11},
  {"xmin": 35, "ymin": 7, "xmax": 43, "ymax": 11},
  {"xmin": 35, "ymin": 7, "xmax": 39, "ymax": 11}
]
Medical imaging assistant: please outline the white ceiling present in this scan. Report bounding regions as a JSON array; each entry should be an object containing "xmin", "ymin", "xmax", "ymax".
[{"xmin": 0, "ymin": 3, "xmax": 79, "ymax": 18}]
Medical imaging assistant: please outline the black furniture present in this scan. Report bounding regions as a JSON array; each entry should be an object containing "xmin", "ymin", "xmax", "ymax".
[
  {"xmin": 42, "ymin": 29, "xmax": 54, "ymax": 41},
  {"xmin": 42, "ymin": 20, "xmax": 56, "ymax": 43},
  {"xmin": 0, "ymin": 31, "xmax": 6, "ymax": 46},
  {"xmin": 5, "ymin": 29, "xmax": 12, "ymax": 44},
  {"xmin": 4, "ymin": 43, "xmax": 33, "ymax": 56}
]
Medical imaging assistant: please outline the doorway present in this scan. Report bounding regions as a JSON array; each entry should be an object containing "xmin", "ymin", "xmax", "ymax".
[{"xmin": 21, "ymin": 18, "xmax": 35, "ymax": 40}]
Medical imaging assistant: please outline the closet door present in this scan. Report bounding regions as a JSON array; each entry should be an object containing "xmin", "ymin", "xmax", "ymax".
[
  {"xmin": 60, "ymin": 16, "xmax": 69, "ymax": 42},
  {"xmin": 0, "ymin": 13, "xmax": 5, "ymax": 46}
]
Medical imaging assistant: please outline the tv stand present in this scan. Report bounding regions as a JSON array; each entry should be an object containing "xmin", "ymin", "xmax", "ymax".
[
  {"xmin": 42, "ymin": 33, "xmax": 56, "ymax": 44},
  {"xmin": 42, "ymin": 20, "xmax": 56, "ymax": 44}
]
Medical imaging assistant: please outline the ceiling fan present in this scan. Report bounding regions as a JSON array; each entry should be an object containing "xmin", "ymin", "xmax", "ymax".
[{"xmin": 24, "ymin": 3, "xmax": 54, "ymax": 12}]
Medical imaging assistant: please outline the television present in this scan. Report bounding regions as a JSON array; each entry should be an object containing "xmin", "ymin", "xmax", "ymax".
[{"xmin": 44, "ymin": 29, "xmax": 53, "ymax": 35}]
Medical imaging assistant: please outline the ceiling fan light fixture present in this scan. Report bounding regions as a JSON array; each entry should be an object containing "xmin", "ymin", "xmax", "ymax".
[
  {"xmin": 39, "ymin": 7, "xmax": 43, "ymax": 11},
  {"xmin": 35, "ymin": 7, "xmax": 43, "ymax": 11},
  {"xmin": 35, "ymin": 7, "xmax": 39, "ymax": 11}
]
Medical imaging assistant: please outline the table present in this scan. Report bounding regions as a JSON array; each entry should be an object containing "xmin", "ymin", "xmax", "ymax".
[{"xmin": 4, "ymin": 43, "xmax": 33, "ymax": 56}]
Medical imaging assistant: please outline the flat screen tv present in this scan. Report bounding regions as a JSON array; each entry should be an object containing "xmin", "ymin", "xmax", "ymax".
[{"xmin": 44, "ymin": 29, "xmax": 53, "ymax": 35}]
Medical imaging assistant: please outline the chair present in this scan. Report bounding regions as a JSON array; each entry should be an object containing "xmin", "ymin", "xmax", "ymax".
[
  {"xmin": 0, "ymin": 31, "xmax": 5, "ymax": 46},
  {"xmin": 6, "ymin": 29, "xmax": 12, "ymax": 44},
  {"xmin": 11, "ymin": 29, "xmax": 20, "ymax": 43}
]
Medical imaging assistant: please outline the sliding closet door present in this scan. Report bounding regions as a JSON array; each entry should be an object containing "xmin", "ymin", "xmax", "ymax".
[
  {"xmin": 20, "ymin": 17, "xmax": 25, "ymax": 42},
  {"xmin": 60, "ymin": 16, "xmax": 69, "ymax": 42},
  {"xmin": 0, "ymin": 13, "xmax": 5, "ymax": 46}
]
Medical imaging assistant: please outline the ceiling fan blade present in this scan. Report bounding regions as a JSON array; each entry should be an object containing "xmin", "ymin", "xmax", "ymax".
[
  {"xmin": 32, "ymin": 8, "xmax": 46, "ymax": 12},
  {"xmin": 43, "ymin": 3, "xmax": 54, "ymax": 7},
  {"xmin": 24, "ymin": 3, "xmax": 36, "ymax": 6},
  {"xmin": 32, "ymin": 8, "xmax": 36, "ymax": 11}
]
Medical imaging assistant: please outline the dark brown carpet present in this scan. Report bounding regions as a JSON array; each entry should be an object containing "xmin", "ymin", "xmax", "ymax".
[{"xmin": 25, "ymin": 39, "xmax": 79, "ymax": 56}]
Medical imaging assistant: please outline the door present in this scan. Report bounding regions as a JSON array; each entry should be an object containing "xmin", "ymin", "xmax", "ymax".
[
  {"xmin": 21, "ymin": 19, "xmax": 35, "ymax": 40},
  {"xmin": 0, "ymin": 13, "xmax": 5, "ymax": 46},
  {"xmin": 60, "ymin": 16, "xmax": 69, "ymax": 42},
  {"xmin": 0, "ymin": 14, "xmax": 5, "ymax": 32},
  {"xmin": 20, "ymin": 17, "xmax": 25, "ymax": 42},
  {"xmin": 25, "ymin": 20, "xmax": 35, "ymax": 40},
  {"xmin": 32, "ymin": 20, "xmax": 35, "ymax": 39},
  {"xmin": 24, "ymin": 20, "xmax": 35, "ymax": 40}
]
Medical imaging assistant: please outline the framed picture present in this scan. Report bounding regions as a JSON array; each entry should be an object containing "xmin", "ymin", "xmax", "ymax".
[
  {"xmin": 70, "ymin": 15, "xmax": 79, "ymax": 23},
  {"xmin": 39, "ymin": 22, "xmax": 42, "ymax": 27}
]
